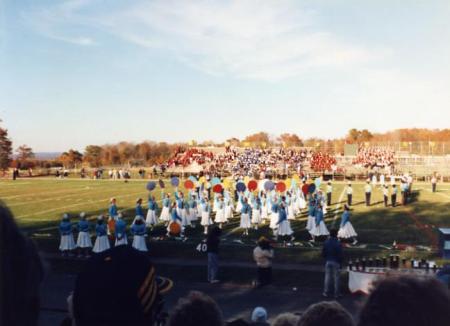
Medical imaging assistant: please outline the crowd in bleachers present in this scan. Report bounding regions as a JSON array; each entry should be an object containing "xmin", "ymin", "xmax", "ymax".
[
  {"xmin": 352, "ymin": 146, "xmax": 395, "ymax": 168},
  {"xmin": 310, "ymin": 152, "xmax": 337, "ymax": 172},
  {"xmin": 167, "ymin": 147, "xmax": 215, "ymax": 167}
]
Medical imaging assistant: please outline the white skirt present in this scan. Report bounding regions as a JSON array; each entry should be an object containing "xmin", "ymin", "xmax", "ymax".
[
  {"xmin": 146, "ymin": 210, "xmax": 158, "ymax": 226},
  {"xmin": 309, "ymin": 221, "xmax": 330, "ymax": 236},
  {"xmin": 115, "ymin": 236, "xmax": 128, "ymax": 246},
  {"xmin": 132, "ymin": 235, "xmax": 148, "ymax": 252},
  {"xmin": 338, "ymin": 222, "xmax": 358, "ymax": 239},
  {"xmin": 215, "ymin": 209, "xmax": 227, "ymax": 223},
  {"xmin": 160, "ymin": 207, "xmax": 170, "ymax": 222},
  {"xmin": 201, "ymin": 212, "xmax": 212, "ymax": 226},
  {"xmin": 225, "ymin": 206, "xmax": 233, "ymax": 220},
  {"xmin": 59, "ymin": 234, "xmax": 77, "ymax": 251},
  {"xmin": 261, "ymin": 206, "xmax": 269, "ymax": 220},
  {"xmin": 77, "ymin": 231, "xmax": 92, "ymax": 248},
  {"xmin": 213, "ymin": 200, "xmax": 219, "ymax": 212},
  {"xmin": 177, "ymin": 208, "xmax": 189, "ymax": 226},
  {"xmin": 288, "ymin": 206, "xmax": 296, "ymax": 220},
  {"xmin": 189, "ymin": 208, "xmax": 198, "ymax": 221},
  {"xmin": 277, "ymin": 220, "xmax": 293, "ymax": 236},
  {"xmin": 93, "ymin": 235, "xmax": 110, "ymax": 253},
  {"xmin": 306, "ymin": 215, "xmax": 315, "ymax": 231},
  {"xmin": 236, "ymin": 201, "xmax": 243, "ymax": 212},
  {"xmin": 297, "ymin": 197, "xmax": 306, "ymax": 210},
  {"xmin": 251, "ymin": 209, "xmax": 261, "ymax": 224},
  {"xmin": 269, "ymin": 213, "xmax": 278, "ymax": 229},
  {"xmin": 240, "ymin": 213, "xmax": 251, "ymax": 229}
]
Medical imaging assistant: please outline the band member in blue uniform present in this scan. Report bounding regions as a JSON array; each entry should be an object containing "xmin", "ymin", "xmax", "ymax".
[
  {"xmin": 131, "ymin": 216, "xmax": 148, "ymax": 252},
  {"xmin": 135, "ymin": 198, "xmax": 144, "ymax": 217},
  {"xmin": 240, "ymin": 197, "xmax": 252, "ymax": 236},
  {"xmin": 337, "ymin": 205, "xmax": 357, "ymax": 244},
  {"xmin": 108, "ymin": 198, "xmax": 118, "ymax": 220},
  {"xmin": 145, "ymin": 195, "xmax": 158, "ymax": 228},
  {"xmin": 276, "ymin": 197, "xmax": 293, "ymax": 240},
  {"xmin": 59, "ymin": 213, "xmax": 76, "ymax": 256},
  {"xmin": 76, "ymin": 212, "xmax": 92, "ymax": 258},
  {"xmin": 93, "ymin": 215, "xmax": 110, "ymax": 253}
]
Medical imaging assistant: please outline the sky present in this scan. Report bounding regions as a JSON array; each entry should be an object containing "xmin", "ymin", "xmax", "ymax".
[{"xmin": 1, "ymin": 0, "xmax": 450, "ymax": 152}]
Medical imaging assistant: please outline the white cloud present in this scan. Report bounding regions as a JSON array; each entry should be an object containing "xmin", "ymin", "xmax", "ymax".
[
  {"xmin": 21, "ymin": 0, "xmax": 96, "ymax": 46},
  {"xmin": 22, "ymin": 0, "xmax": 383, "ymax": 80},
  {"xmin": 106, "ymin": 0, "xmax": 379, "ymax": 81}
]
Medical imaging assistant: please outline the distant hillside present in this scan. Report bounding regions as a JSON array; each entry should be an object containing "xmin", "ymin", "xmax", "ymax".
[{"xmin": 34, "ymin": 152, "xmax": 61, "ymax": 160}]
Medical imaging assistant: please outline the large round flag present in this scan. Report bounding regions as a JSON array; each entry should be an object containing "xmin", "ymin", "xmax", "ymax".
[
  {"xmin": 314, "ymin": 177, "xmax": 321, "ymax": 188},
  {"xmin": 301, "ymin": 184, "xmax": 309, "ymax": 195},
  {"xmin": 285, "ymin": 178, "xmax": 292, "ymax": 189},
  {"xmin": 276, "ymin": 181, "xmax": 286, "ymax": 193},
  {"xmin": 159, "ymin": 179, "xmax": 165, "ymax": 189},
  {"xmin": 184, "ymin": 180, "xmax": 194, "ymax": 189},
  {"xmin": 308, "ymin": 183, "xmax": 316, "ymax": 194},
  {"xmin": 236, "ymin": 182, "xmax": 246, "ymax": 192},
  {"xmin": 223, "ymin": 178, "xmax": 232, "ymax": 189},
  {"xmin": 211, "ymin": 177, "xmax": 221, "ymax": 186},
  {"xmin": 248, "ymin": 180, "xmax": 258, "ymax": 192},
  {"xmin": 146, "ymin": 181, "xmax": 156, "ymax": 191},
  {"xmin": 212, "ymin": 184, "xmax": 223, "ymax": 193},
  {"xmin": 171, "ymin": 177, "xmax": 179, "ymax": 187},
  {"xmin": 264, "ymin": 180, "xmax": 275, "ymax": 191}
]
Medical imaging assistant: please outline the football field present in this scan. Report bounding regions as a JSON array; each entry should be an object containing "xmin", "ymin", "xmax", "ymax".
[{"xmin": 1, "ymin": 177, "xmax": 449, "ymax": 249}]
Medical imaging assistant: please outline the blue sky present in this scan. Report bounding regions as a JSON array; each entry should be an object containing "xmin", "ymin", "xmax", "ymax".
[{"xmin": 1, "ymin": 0, "xmax": 450, "ymax": 151}]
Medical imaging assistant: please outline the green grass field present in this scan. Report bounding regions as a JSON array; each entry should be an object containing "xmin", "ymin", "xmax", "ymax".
[{"xmin": 2, "ymin": 178, "xmax": 449, "ymax": 249}]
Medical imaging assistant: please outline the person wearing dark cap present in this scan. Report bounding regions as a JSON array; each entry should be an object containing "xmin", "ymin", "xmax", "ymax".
[{"xmin": 68, "ymin": 245, "xmax": 173, "ymax": 326}]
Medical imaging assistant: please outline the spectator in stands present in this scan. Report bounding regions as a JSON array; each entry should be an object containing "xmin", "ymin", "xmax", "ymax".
[
  {"xmin": 322, "ymin": 229, "xmax": 343, "ymax": 299},
  {"xmin": 250, "ymin": 307, "xmax": 269, "ymax": 326},
  {"xmin": 297, "ymin": 301, "xmax": 354, "ymax": 326},
  {"xmin": 207, "ymin": 226, "xmax": 222, "ymax": 283},
  {"xmin": 0, "ymin": 203, "xmax": 44, "ymax": 326},
  {"xmin": 358, "ymin": 275, "xmax": 450, "ymax": 326},
  {"xmin": 168, "ymin": 291, "xmax": 224, "ymax": 326},
  {"xmin": 69, "ymin": 245, "xmax": 173, "ymax": 326},
  {"xmin": 253, "ymin": 237, "xmax": 274, "ymax": 287},
  {"xmin": 272, "ymin": 313, "xmax": 300, "ymax": 326}
]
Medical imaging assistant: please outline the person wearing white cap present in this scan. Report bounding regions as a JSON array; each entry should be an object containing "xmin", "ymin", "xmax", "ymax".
[
  {"xmin": 59, "ymin": 213, "xmax": 77, "ymax": 256},
  {"xmin": 346, "ymin": 183, "xmax": 353, "ymax": 206},
  {"xmin": 93, "ymin": 215, "xmax": 110, "ymax": 253},
  {"xmin": 76, "ymin": 212, "xmax": 92, "ymax": 258},
  {"xmin": 131, "ymin": 216, "xmax": 148, "ymax": 252},
  {"xmin": 251, "ymin": 307, "xmax": 269, "ymax": 326}
]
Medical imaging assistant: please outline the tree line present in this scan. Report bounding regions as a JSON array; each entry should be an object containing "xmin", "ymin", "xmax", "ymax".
[{"xmin": 2, "ymin": 117, "xmax": 450, "ymax": 171}]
